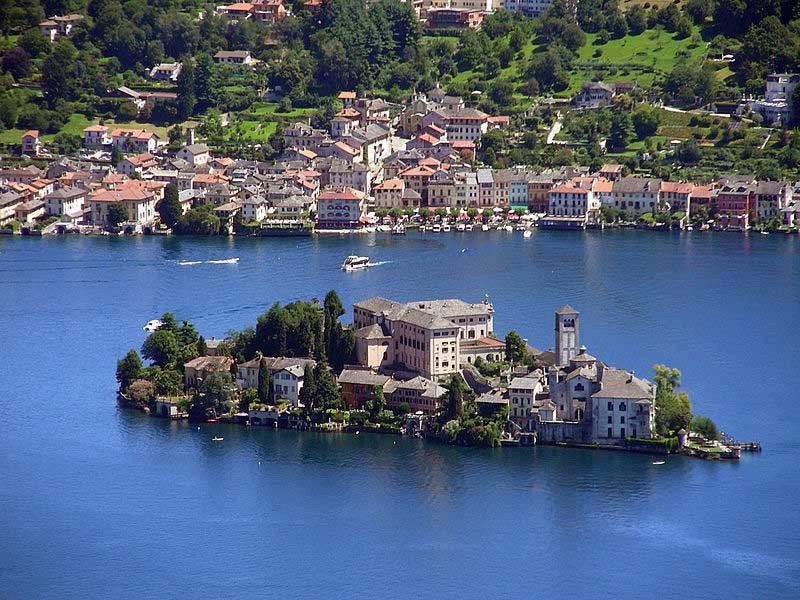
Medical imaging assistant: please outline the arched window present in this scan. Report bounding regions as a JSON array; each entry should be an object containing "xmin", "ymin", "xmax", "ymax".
[
  {"xmin": 619, "ymin": 402, "xmax": 627, "ymax": 411},
  {"xmin": 575, "ymin": 383, "xmax": 584, "ymax": 392},
  {"xmin": 607, "ymin": 401, "xmax": 614, "ymax": 411}
]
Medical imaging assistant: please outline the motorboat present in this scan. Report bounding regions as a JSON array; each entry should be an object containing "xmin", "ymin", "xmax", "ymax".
[
  {"xmin": 376, "ymin": 225, "xmax": 392, "ymax": 233},
  {"xmin": 652, "ymin": 461, "xmax": 665, "ymax": 465},
  {"xmin": 341, "ymin": 255, "xmax": 371, "ymax": 271},
  {"xmin": 760, "ymin": 230, "xmax": 769, "ymax": 235},
  {"xmin": 392, "ymin": 224, "xmax": 406, "ymax": 235},
  {"xmin": 431, "ymin": 223, "xmax": 442, "ymax": 233},
  {"xmin": 456, "ymin": 223, "xmax": 466, "ymax": 232},
  {"xmin": 465, "ymin": 224, "xmax": 474, "ymax": 231},
  {"xmin": 523, "ymin": 230, "xmax": 532, "ymax": 238},
  {"xmin": 442, "ymin": 224, "xmax": 451, "ymax": 232},
  {"xmin": 212, "ymin": 436, "xmax": 224, "ymax": 442},
  {"xmin": 481, "ymin": 224, "xmax": 489, "ymax": 231},
  {"xmin": 143, "ymin": 319, "xmax": 163, "ymax": 332},
  {"xmin": 504, "ymin": 225, "xmax": 513, "ymax": 232}
]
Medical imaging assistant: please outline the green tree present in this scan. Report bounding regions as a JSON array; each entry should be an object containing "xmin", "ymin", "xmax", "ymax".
[
  {"xmin": 141, "ymin": 329, "xmax": 179, "ymax": 368},
  {"xmin": 116, "ymin": 349, "xmax": 143, "ymax": 392},
  {"xmin": 654, "ymin": 364, "xmax": 693, "ymax": 436},
  {"xmin": 176, "ymin": 61, "xmax": 195, "ymax": 120},
  {"xmin": 314, "ymin": 362, "xmax": 341, "ymax": 410},
  {"xmin": 691, "ymin": 415, "xmax": 719, "ymax": 440},
  {"xmin": 159, "ymin": 184, "xmax": 182, "ymax": 228},
  {"xmin": 609, "ymin": 111, "xmax": 634, "ymax": 150},
  {"xmin": 444, "ymin": 374, "xmax": 466, "ymax": 421},
  {"xmin": 369, "ymin": 385, "xmax": 385, "ymax": 420},
  {"xmin": 42, "ymin": 38, "xmax": 79, "ymax": 108},
  {"xmin": 194, "ymin": 53, "xmax": 219, "ymax": 112},
  {"xmin": 299, "ymin": 364, "xmax": 316, "ymax": 413},
  {"xmin": 2, "ymin": 48, "xmax": 32, "ymax": 81},
  {"xmin": 505, "ymin": 330, "xmax": 526, "ymax": 364},
  {"xmin": 106, "ymin": 202, "xmax": 129, "ymax": 228},
  {"xmin": 257, "ymin": 359, "xmax": 272, "ymax": 404},
  {"xmin": 632, "ymin": 105, "xmax": 661, "ymax": 138}
]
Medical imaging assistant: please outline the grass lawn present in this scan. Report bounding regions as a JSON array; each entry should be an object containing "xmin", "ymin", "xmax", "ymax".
[
  {"xmin": 225, "ymin": 119, "xmax": 277, "ymax": 143},
  {"xmin": 247, "ymin": 102, "xmax": 315, "ymax": 119},
  {"xmin": 567, "ymin": 26, "xmax": 707, "ymax": 95}
]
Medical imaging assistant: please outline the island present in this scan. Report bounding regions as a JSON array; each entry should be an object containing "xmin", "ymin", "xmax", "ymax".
[{"xmin": 116, "ymin": 290, "xmax": 754, "ymax": 459}]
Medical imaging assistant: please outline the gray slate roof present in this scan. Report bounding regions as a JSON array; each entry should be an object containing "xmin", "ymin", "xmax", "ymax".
[{"xmin": 592, "ymin": 369, "xmax": 653, "ymax": 400}]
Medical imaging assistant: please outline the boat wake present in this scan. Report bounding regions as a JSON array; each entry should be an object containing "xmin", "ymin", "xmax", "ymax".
[
  {"xmin": 178, "ymin": 258, "xmax": 240, "ymax": 266},
  {"xmin": 206, "ymin": 258, "xmax": 239, "ymax": 265},
  {"xmin": 367, "ymin": 260, "xmax": 392, "ymax": 267}
]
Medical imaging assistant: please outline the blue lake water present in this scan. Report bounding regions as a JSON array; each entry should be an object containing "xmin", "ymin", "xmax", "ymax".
[{"xmin": 1, "ymin": 230, "xmax": 799, "ymax": 599}]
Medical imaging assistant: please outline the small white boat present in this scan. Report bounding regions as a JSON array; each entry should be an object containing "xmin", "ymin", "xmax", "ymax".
[
  {"xmin": 465, "ymin": 224, "xmax": 474, "ymax": 231},
  {"xmin": 760, "ymin": 231, "xmax": 769, "ymax": 235},
  {"xmin": 376, "ymin": 225, "xmax": 392, "ymax": 233},
  {"xmin": 431, "ymin": 224, "xmax": 442, "ymax": 233},
  {"xmin": 442, "ymin": 224, "xmax": 451, "ymax": 232},
  {"xmin": 392, "ymin": 224, "xmax": 405, "ymax": 235},
  {"xmin": 481, "ymin": 224, "xmax": 489, "ymax": 231},
  {"xmin": 212, "ymin": 436, "xmax": 224, "ymax": 442},
  {"xmin": 652, "ymin": 461, "xmax": 665, "ymax": 465},
  {"xmin": 456, "ymin": 223, "xmax": 466, "ymax": 232},
  {"xmin": 143, "ymin": 319, "xmax": 163, "ymax": 332},
  {"xmin": 504, "ymin": 225, "xmax": 513, "ymax": 232},
  {"xmin": 206, "ymin": 257, "xmax": 239, "ymax": 264},
  {"xmin": 523, "ymin": 230, "xmax": 532, "ymax": 238},
  {"xmin": 341, "ymin": 255, "xmax": 370, "ymax": 271},
  {"xmin": 686, "ymin": 226, "xmax": 694, "ymax": 231}
]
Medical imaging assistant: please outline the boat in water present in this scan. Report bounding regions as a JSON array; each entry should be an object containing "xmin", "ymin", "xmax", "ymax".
[
  {"xmin": 442, "ymin": 224, "xmax": 451, "ymax": 232},
  {"xmin": 143, "ymin": 319, "xmax": 163, "ymax": 332},
  {"xmin": 392, "ymin": 224, "xmax": 406, "ymax": 235},
  {"xmin": 431, "ymin": 223, "xmax": 442, "ymax": 233},
  {"xmin": 376, "ymin": 225, "xmax": 392, "ymax": 233},
  {"xmin": 652, "ymin": 461, "xmax": 665, "ymax": 465},
  {"xmin": 341, "ymin": 255, "xmax": 371, "ymax": 271},
  {"xmin": 212, "ymin": 436, "xmax": 224, "ymax": 442},
  {"xmin": 523, "ymin": 230, "xmax": 532, "ymax": 238},
  {"xmin": 206, "ymin": 258, "xmax": 239, "ymax": 264},
  {"xmin": 481, "ymin": 224, "xmax": 490, "ymax": 231},
  {"xmin": 465, "ymin": 224, "xmax": 474, "ymax": 232}
]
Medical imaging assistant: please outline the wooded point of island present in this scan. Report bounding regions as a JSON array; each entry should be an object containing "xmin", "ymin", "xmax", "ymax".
[{"xmin": 116, "ymin": 290, "xmax": 754, "ymax": 459}]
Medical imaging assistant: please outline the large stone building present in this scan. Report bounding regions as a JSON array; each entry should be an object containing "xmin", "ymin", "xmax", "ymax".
[{"xmin": 351, "ymin": 296, "xmax": 499, "ymax": 381}]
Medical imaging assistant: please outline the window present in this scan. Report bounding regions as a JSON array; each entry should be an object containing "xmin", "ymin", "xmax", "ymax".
[
  {"xmin": 607, "ymin": 402, "xmax": 614, "ymax": 411},
  {"xmin": 620, "ymin": 416, "xmax": 625, "ymax": 424},
  {"xmin": 607, "ymin": 427, "xmax": 612, "ymax": 438},
  {"xmin": 607, "ymin": 416, "xmax": 612, "ymax": 424},
  {"xmin": 619, "ymin": 402, "xmax": 627, "ymax": 411}
]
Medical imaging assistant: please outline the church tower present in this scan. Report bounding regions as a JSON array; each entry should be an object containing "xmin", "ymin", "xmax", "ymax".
[{"xmin": 555, "ymin": 305, "xmax": 580, "ymax": 367}]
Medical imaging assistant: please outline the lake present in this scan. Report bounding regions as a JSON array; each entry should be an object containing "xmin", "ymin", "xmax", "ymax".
[{"xmin": 1, "ymin": 230, "xmax": 798, "ymax": 599}]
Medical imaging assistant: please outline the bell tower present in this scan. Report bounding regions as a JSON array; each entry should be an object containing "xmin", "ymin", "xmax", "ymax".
[{"xmin": 555, "ymin": 305, "xmax": 579, "ymax": 367}]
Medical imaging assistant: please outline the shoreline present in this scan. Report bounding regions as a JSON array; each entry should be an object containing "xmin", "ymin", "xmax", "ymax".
[{"xmin": 122, "ymin": 397, "xmax": 748, "ymax": 461}]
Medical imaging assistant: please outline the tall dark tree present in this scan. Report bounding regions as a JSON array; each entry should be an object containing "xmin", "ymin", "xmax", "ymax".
[
  {"xmin": 314, "ymin": 362, "xmax": 341, "ymax": 410},
  {"xmin": 444, "ymin": 374, "xmax": 466, "ymax": 421},
  {"xmin": 176, "ymin": 61, "xmax": 196, "ymax": 120},
  {"xmin": 298, "ymin": 364, "xmax": 316, "ymax": 413},
  {"xmin": 159, "ymin": 184, "xmax": 182, "ymax": 228},
  {"xmin": 42, "ymin": 39, "xmax": 79, "ymax": 107},
  {"xmin": 257, "ymin": 359, "xmax": 271, "ymax": 404}
]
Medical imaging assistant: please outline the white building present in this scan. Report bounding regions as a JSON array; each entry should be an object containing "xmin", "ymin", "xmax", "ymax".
[
  {"xmin": 176, "ymin": 144, "xmax": 210, "ymax": 168},
  {"xmin": 45, "ymin": 187, "xmax": 86, "ymax": 221},
  {"xmin": 501, "ymin": 0, "xmax": 555, "ymax": 17}
]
